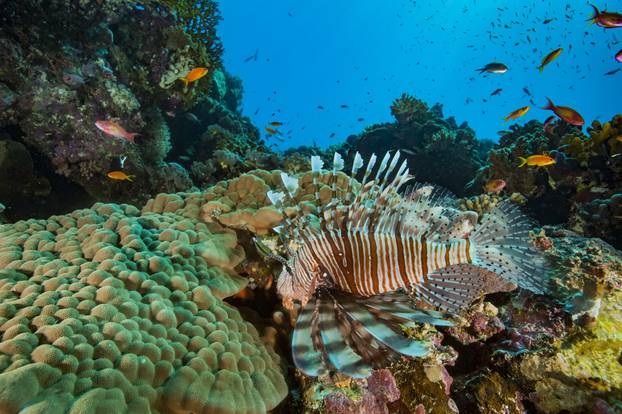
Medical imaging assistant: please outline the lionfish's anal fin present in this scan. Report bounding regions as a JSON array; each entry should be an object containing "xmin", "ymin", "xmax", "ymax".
[{"xmin": 410, "ymin": 263, "xmax": 488, "ymax": 313}]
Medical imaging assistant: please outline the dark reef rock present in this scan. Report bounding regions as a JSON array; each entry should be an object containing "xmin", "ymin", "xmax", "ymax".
[
  {"xmin": 347, "ymin": 94, "xmax": 486, "ymax": 197},
  {"xmin": 284, "ymin": 93, "xmax": 487, "ymax": 197},
  {"xmin": 474, "ymin": 114, "xmax": 622, "ymax": 248},
  {"xmin": 0, "ymin": 0, "xmax": 263, "ymax": 217}
]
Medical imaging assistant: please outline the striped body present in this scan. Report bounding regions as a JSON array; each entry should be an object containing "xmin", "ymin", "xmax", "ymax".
[
  {"xmin": 267, "ymin": 150, "xmax": 548, "ymax": 378},
  {"xmin": 295, "ymin": 229, "xmax": 473, "ymax": 297}
]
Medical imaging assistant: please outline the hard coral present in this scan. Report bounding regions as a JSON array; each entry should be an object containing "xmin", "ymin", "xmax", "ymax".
[
  {"xmin": 0, "ymin": 0, "xmax": 225, "ymax": 208},
  {"xmin": 390, "ymin": 93, "xmax": 431, "ymax": 125},
  {"xmin": 0, "ymin": 193, "xmax": 288, "ymax": 413},
  {"xmin": 347, "ymin": 94, "xmax": 486, "ymax": 196}
]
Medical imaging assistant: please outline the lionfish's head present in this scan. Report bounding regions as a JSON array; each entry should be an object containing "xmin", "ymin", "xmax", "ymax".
[{"xmin": 253, "ymin": 236, "xmax": 314, "ymax": 311}]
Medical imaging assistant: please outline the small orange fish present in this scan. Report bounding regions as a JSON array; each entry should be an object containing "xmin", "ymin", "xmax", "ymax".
[
  {"xmin": 504, "ymin": 106, "xmax": 531, "ymax": 121},
  {"xmin": 543, "ymin": 98, "xmax": 584, "ymax": 127},
  {"xmin": 107, "ymin": 171, "xmax": 134, "ymax": 181},
  {"xmin": 538, "ymin": 48, "xmax": 563, "ymax": 72},
  {"xmin": 265, "ymin": 127, "xmax": 280, "ymax": 135},
  {"xmin": 484, "ymin": 179, "xmax": 507, "ymax": 194},
  {"xmin": 95, "ymin": 120, "xmax": 139, "ymax": 143},
  {"xmin": 179, "ymin": 67, "xmax": 209, "ymax": 87},
  {"xmin": 269, "ymin": 121, "xmax": 284, "ymax": 126},
  {"xmin": 616, "ymin": 135, "xmax": 622, "ymax": 142},
  {"xmin": 518, "ymin": 155, "xmax": 556, "ymax": 167}
]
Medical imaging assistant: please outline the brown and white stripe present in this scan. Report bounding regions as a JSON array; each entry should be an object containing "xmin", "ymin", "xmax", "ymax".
[{"xmin": 295, "ymin": 227, "xmax": 473, "ymax": 297}]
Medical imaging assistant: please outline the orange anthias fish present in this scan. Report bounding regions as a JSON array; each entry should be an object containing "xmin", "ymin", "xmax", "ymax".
[
  {"xmin": 270, "ymin": 121, "xmax": 284, "ymax": 126},
  {"xmin": 107, "ymin": 171, "xmax": 134, "ymax": 181},
  {"xmin": 504, "ymin": 106, "xmax": 531, "ymax": 121},
  {"xmin": 265, "ymin": 127, "xmax": 281, "ymax": 135},
  {"xmin": 484, "ymin": 179, "xmax": 507, "ymax": 194},
  {"xmin": 518, "ymin": 155, "xmax": 556, "ymax": 167},
  {"xmin": 179, "ymin": 67, "xmax": 209, "ymax": 87},
  {"xmin": 543, "ymin": 98, "xmax": 585, "ymax": 127},
  {"xmin": 538, "ymin": 48, "xmax": 563, "ymax": 72},
  {"xmin": 95, "ymin": 120, "xmax": 139, "ymax": 143},
  {"xmin": 588, "ymin": 4, "xmax": 622, "ymax": 28}
]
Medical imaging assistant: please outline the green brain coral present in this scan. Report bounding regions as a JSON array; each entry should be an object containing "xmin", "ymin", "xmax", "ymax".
[{"xmin": 0, "ymin": 193, "xmax": 287, "ymax": 414}]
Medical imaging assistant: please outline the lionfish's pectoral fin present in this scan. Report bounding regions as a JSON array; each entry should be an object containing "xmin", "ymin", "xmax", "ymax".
[
  {"xmin": 364, "ymin": 293, "xmax": 454, "ymax": 327},
  {"xmin": 410, "ymin": 263, "xmax": 488, "ymax": 313},
  {"xmin": 340, "ymin": 298, "xmax": 429, "ymax": 358},
  {"xmin": 292, "ymin": 290, "xmax": 451, "ymax": 378},
  {"xmin": 291, "ymin": 297, "xmax": 328, "ymax": 377},
  {"xmin": 292, "ymin": 290, "xmax": 371, "ymax": 378}
]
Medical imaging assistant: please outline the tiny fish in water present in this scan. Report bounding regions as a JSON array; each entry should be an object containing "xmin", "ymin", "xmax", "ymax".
[
  {"xmin": 605, "ymin": 68, "xmax": 621, "ymax": 75},
  {"xmin": 543, "ymin": 98, "xmax": 584, "ymax": 127},
  {"xmin": 538, "ymin": 48, "xmax": 563, "ymax": 72},
  {"xmin": 317, "ymin": 105, "xmax": 325, "ymax": 110},
  {"xmin": 269, "ymin": 121, "xmax": 284, "ymax": 126},
  {"xmin": 491, "ymin": 88, "xmax": 503, "ymax": 96},
  {"xmin": 265, "ymin": 127, "xmax": 281, "ymax": 135},
  {"xmin": 107, "ymin": 171, "xmax": 134, "ymax": 181},
  {"xmin": 243, "ymin": 49, "xmax": 258, "ymax": 62},
  {"xmin": 62, "ymin": 72, "xmax": 85, "ymax": 87},
  {"xmin": 184, "ymin": 113, "xmax": 200, "ymax": 124},
  {"xmin": 587, "ymin": 4, "xmax": 622, "ymax": 28},
  {"xmin": 518, "ymin": 154, "xmax": 556, "ymax": 167},
  {"xmin": 522, "ymin": 87, "xmax": 532, "ymax": 96},
  {"xmin": 476, "ymin": 62, "xmax": 508, "ymax": 74},
  {"xmin": 484, "ymin": 179, "xmax": 507, "ymax": 194},
  {"xmin": 616, "ymin": 49, "xmax": 622, "ymax": 63},
  {"xmin": 95, "ymin": 120, "xmax": 139, "ymax": 143},
  {"xmin": 178, "ymin": 67, "xmax": 209, "ymax": 87},
  {"xmin": 504, "ymin": 106, "xmax": 531, "ymax": 121}
]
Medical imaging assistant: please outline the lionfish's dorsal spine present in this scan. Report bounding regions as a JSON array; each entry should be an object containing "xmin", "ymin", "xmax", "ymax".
[{"xmin": 311, "ymin": 155, "xmax": 324, "ymax": 215}]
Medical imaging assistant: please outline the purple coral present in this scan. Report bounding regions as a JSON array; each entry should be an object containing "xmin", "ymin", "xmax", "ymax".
[{"xmin": 323, "ymin": 369, "xmax": 401, "ymax": 414}]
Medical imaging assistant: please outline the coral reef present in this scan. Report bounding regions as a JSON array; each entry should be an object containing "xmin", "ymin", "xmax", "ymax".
[
  {"xmin": 475, "ymin": 114, "xmax": 622, "ymax": 248},
  {"xmin": 0, "ymin": 0, "xmax": 265, "ymax": 220},
  {"xmin": 334, "ymin": 93, "xmax": 486, "ymax": 196},
  {"xmin": 0, "ymin": 191, "xmax": 288, "ymax": 413}
]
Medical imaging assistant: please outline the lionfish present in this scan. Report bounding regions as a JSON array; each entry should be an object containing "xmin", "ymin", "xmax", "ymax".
[{"xmin": 260, "ymin": 151, "xmax": 547, "ymax": 378}]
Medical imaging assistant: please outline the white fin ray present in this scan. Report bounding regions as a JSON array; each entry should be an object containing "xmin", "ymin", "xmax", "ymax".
[{"xmin": 280, "ymin": 172, "xmax": 299, "ymax": 198}]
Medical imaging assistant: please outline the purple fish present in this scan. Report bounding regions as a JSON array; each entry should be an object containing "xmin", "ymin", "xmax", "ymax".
[{"xmin": 616, "ymin": 49, "xmax": 622, "ymax": 63}]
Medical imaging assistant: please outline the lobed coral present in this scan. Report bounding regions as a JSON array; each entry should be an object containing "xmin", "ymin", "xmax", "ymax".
[{"xmin": 0, "ymin": 192, "xmax": 287, "ymax": 413}]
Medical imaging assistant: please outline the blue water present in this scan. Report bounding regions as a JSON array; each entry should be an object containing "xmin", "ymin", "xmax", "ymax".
[{"xmin": 218, "ymin": 0, "xmax": 619, "ymax": 150}]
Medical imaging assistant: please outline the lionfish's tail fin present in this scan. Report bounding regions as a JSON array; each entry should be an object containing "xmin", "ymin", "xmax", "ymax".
[
  {"xmin": 292, "ymin": 290, "xmax": 451, "ymax": 377},
  {"xmin": 471, "ymin": 201, "xmax": 549, "ymax": 293},
  {"xmin": 410, "ymin": 264, "xmax": 489, "ymax": 313}
]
